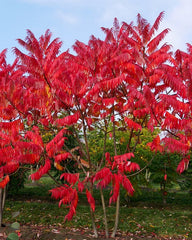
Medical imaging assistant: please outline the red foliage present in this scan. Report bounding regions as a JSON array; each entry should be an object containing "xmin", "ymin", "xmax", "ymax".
[
  {"xmin": 25, "ymin": 126, "xmax": 44, "ymax": 148},
  {"xmin": 49, "ymin": 185, "xmax": 71, "ymax": 200},
  {"xmin": 109, "ymin": 174, "xmax": 120, "ymax": 204},
  {"xmin": 55, "ymin": 112, "xmax": 80, "ymax": 126},
  {"xmin": 147, "ymin": 135, "xmax": 163, "ymax": 153},
  {"xmin": 124, "ymin": 117, "xmax": 142, "ymax": 131},
  {"xmin": 105, "ymin": 152, "xmax": 112, "ymax": 166},
  {"xmin": 86, "ymin": 189, "xmax": 95, "ymax": 212},
  {"xmin": 133, "ymin": 108, "xmax": 149, "ymax": 118},
  {"xmin": 46, "ymin": 128, "xmax": 67, "ymax": 155},
  {"xmin": 177, "ymin": 157, "xmax": 190, "ymax": 174},
  {"xmin": 47, "ymin": 137, "xmax": 67, "ymax": 158},
  {"xmin": 0, "ymin": 175, "xmax": 10, "ymax": 189},
  {"xmin": 162, "ymin": 137, "xmax": 190, "ymax": 154},
  {"xmin": 64, "ymin": 190, "xmax": 78, "ymax": 221},
  {"xmin": 54, "ymin": 152, "xmax": 71, "ymax": 163},
  {"xmin": 93, "ymin": 167, "xmax": 111, "ymax": 182},
  {"xmin": 0, "ymin": 162, "xmax": 19, "ymax": 175},
  {"xmin": 1, "ymin": 12, "xmax": 192, "ymax": 227},
  {"xmin": 112, "ymin": 153, "xmax": 140, "ymax": 173},
  {"xmin": 102, "ymin": 98, "xmax": 115, "ymax": 106},
  {"xmin": 77, "ymin": 181, "xmax": 84, "ymax": 192},
  {"xmin": 120, "ymin": 175, "xmax": 134, "ymax": 196},
  {"xmin": 60, "ymin": 173, "xmax": 79, "ymax": 185},
  {"xmin": 114, "ymin": 152, "xmax": 134, "ymax": 163},
  {"xmin": 30, "ymin": 159, "xmax": 51, "ymax": 181},
  {"xmin": 96, "ymin": 170, "xmax": 112, "ymax": 189},
  {"xmin": 50, "ymin": 186, "xmax": 78, "ymax": 221},
  {"xmin": 124, "ymin": 162, "xmax": 140, "ymax": 173}
]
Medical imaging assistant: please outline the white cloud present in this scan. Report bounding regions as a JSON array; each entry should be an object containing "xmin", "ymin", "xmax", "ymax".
[
  {"xmin": 19, "ymin": 0, "xmax": 192, "ymax": 52},
  {"xmin": 98, "ymin": 0, "xmax": 137, "ymax": 26},
  {"xmin": 56, "ymin": 10, "xmax": 78, "ymax": 25}
]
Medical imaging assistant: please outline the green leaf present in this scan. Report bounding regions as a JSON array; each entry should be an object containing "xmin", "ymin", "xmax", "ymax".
[
  {"xmin": 6, "ymin": 232, "xmax": 19, "ymax": 240},
  {"xmin": 10, "ymin": 222, "xmax": 20, "ymax": 230}
]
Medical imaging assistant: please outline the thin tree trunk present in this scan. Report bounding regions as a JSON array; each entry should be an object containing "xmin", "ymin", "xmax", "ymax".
[
  {"xmin": 100, "ymin": 188, "xmax": 109, "ymax": 238},
  {"xmin": 81, "ymin": 117, "xmax": 98, "ymax": 237},
  {"xmin": 0, "ymin": 188, "xmax": 3, "ymax": 227},
  {"xmin": 2, "ymin": 186, "xmax": 6, "ymax": 213},
  {"xmin": 111, "ymin": 194, "xmax": 120, "ymax": 238},
  {"xmin": 90, "ymin": 202, "xmax": 98, "ymax": 238},
  {"xmin": 89, "ymin": 181, "xmax": 98, "ymax": 238},
  {"xmin": 98, "ymin": 124, "xmax": 108, "ymax": 170},
  {"xmin": 111, "ymin": 110, "xmax": 119, "ymax": 238},
  {"xmin": 0, "ymin": 187, "xmax": 6, "ymax": 227}
]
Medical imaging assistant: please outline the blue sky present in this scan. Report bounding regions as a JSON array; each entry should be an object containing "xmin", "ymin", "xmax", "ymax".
[{"xmin": 1, "ymin": 0, "xmax": 192, "ymax": 62}]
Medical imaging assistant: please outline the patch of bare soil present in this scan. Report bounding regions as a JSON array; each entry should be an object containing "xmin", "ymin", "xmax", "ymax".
[{"xmin": 0, "ymin": 225, "xmax": 184, "ymax": 240}]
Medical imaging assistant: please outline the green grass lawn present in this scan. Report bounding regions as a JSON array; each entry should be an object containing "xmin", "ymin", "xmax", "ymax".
[{"xmin": 4, "ymin": 175, "xmax": 192, "ymax": 239}]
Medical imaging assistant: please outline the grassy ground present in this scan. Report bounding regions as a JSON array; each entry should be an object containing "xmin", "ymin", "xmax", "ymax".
[{"xmin": 2, "ymin": 176, "xmax": 192, "ymax": 239}]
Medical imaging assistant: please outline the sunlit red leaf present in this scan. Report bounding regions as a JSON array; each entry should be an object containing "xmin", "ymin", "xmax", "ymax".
[
  {"xmin": 124, "ymin": 117, "xmax": 142, "ymax": 131},
  {"xmin": 177, "ymin": 157, "xmax": 190, "ymax": 174},
  {"xmin": 78, "ymin": 181, "xmax": 84, "ymax": 192},
  {"xmin": 0, "ymin": 175, "xmax": 10, "ymax": 189},
  {"xmin": 95, "ymin": 169, "xmax": 112, "ymax": 189},
  {"xmin": 147, "ymin": 135, "xmax": 163, "ymax": 152},
  {"xmin": 30, "ymin": 158, "xmax": 51, "ymax": 181},
  {"xmin": 64, "ymin": 190, "xmax": 78, "ymax": 221},
  {"xmin": 124, "ymin": 162, "xmax": 140, "ymax": 172},
  {"xmin": 0, "ymin": 162, "xmax": 19, "ymax": 175},
  {"xmin": 93, "ymin": 167, "xmax": 111, "ymax": 182},
  {"xmin": 46, "ymin": 128, "xmax": 67, "ymax": 153},
  {"xmin": 86, "ymin": 189, "xmax": 95, "ymax": 212},
  {"xmin": 109, "ymin": 174, "xmax": 120, "ymax": 204},
  {"xmin": 60, "ymin": 173, "xmax": 79, "ymax": 185},
  {"xmin": 120, "ymin": 175, "xmax": 134, "ymax": 196},
  {"xmin": 55, "ymin": 112, "xmax": 80, "ymax": 126},
  {"xmin": 54, "ymin": 152, "xmax": 71, "ymax": 163}
]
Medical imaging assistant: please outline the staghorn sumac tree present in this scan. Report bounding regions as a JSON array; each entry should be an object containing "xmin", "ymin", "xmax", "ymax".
[{"xmin": 0, "ymin": 12, "xmax": 192, "ymax": 238}]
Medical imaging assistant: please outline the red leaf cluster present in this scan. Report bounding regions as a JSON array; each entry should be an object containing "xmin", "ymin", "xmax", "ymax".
[
  {"xmin": 109, "ymin": 174, "xmax": 120, "ymax": 204},
  {"xmin": 133, "ymin": 108, "xmax": 149, "ymax": 118},
  {"xmin": 86, "ymin": 189, "xmax": 95, "ymax": 212},
  {"xmin": 147, "ymin": 135, "xmax": 163, "ymax": 152},
  {"xmin": 124, "ymin": 117, "xmax": 142, "ymax": 131},
  {"xmin": 95, "ymin": 168, "xmax": 112, "ymax": 189},
  {"xmin": 77, "ymin": 181, "xmax": 84, "ymax": 192},
  {"xmin": 93, "ymin": 166, "xmax": 135, "ymax": 204},
  {"xmin": 177, "ymin": 157, "xmax": 190, "ymax": 174},
  {"xmin": 124, "ymin": 161, "xmax": 140, "ymax": 173},
  {"xmin": 162, "ymin": 137, "xmax": 190, "ymax": 154},
  {"xmin": 55, "ymin": 112, "xmax": 80, "ymax": 126},
  {"xmin": 60, "ymin": 173, "xmax": 79, "ymax": 185},
  {"xmin": 46, "ymin": 128, "xmax": 67, "ymax": 157},
  {"xmin": 30, "ymin": 159, "xmax": 51, "ymax": 181},
  {"xmin": 0, "ymin": 175, "xmax": 10, "ymax": 189},
  {"xmin": 120, "ymin": 175, "xmax": 134, "ymax": 196},
  {"xmin": 54, "ymin": 152, "xmax": 71, "ymax": 163},
  {"xmin": 0, "ymin": 162, "xmax": 19, "ymax": 176},
  {"xmin": 25, "ymin": 126, "xmax": 44, "ymax": 148},
  {"xmin": 114, "ymin": 152, "xmax": 134, "ymax": 163},
  {"xmin": 50, "ymin": 186, "xmax": 78, "ymax": 221}
]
